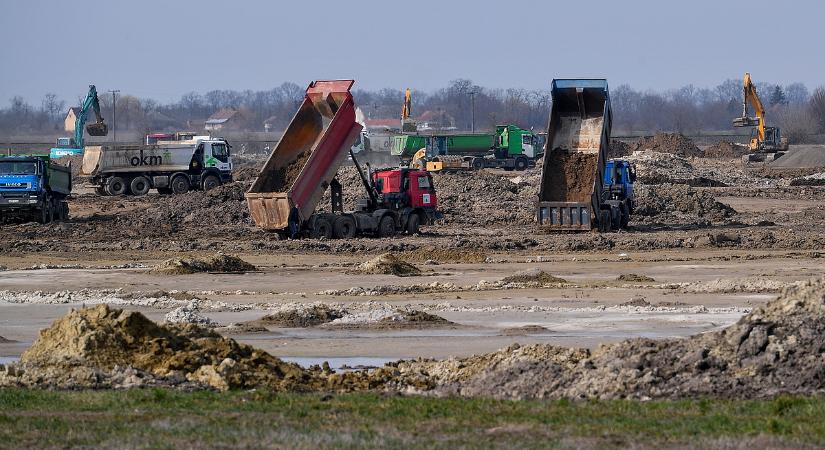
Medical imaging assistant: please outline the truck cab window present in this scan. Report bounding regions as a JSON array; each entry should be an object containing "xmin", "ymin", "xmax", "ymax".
[
  {"xmin": 211, "ymin": 143, "xmax": 229, "ymax": 162},
  {"xmin": 418, "ymin": 176, "xmax": 430, "ymax": 189}
]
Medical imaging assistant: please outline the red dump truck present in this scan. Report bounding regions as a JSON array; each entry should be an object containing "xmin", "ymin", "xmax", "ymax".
[{"xmin": 245, "ymin": 80, "xmax": 440, "ymax": 239}]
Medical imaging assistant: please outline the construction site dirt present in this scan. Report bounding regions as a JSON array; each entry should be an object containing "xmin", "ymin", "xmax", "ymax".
[{"xmin": 1, "ymin": 139, "xmax": 825, "ymax": 400}]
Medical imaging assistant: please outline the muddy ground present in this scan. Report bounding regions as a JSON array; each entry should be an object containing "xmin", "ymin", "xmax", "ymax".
[{"xmin": 1, "ymin": 138, "xmax": 824, "ymax": 398}]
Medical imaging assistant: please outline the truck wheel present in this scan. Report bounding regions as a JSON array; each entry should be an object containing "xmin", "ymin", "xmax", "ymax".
[
  {"xmin": 515, "ymin": 157, "xmax": 528, "ymax": 171},
  {"xmin": 170, "ymin": 175, "xmax": 190, "ymax": 195},
  {"xmin": 130, "ymin": 176, "xmax": 151, "ymax": 196},
  {"xmin": 333, "ymin": 216, "xmax": 356, "ymax": 239},
  {"xmin": 611, "ymin": 207, "xmax": 621, "ymax": 231},
  {"xmin": 94, "ymin": 186, "xmax": 107, "ymax": 196},
  {"xmin": 472, "ymin": 158, "xmax": 484, "ymax": 170},
  {"xmin": 37, "ymin": 203, "xmax": 51, "ymax": 224},
  {"xmin": 406, "ymin": 213, "xmax": 420, "ymax": 235},
  {"xmin": 378, "ymin": 215, "xmax": 395, "ymax": 238},
  {"xmin": 202, "ymin": 175, "xmax": 220, "ymax": 191},
  {"xmin": 60, "ymin": 201, "xmax": 69, "ymax": 221},
  {"xmin": 311, "ymin": 217, "xmax": 332, "ymax": 239},
  {"xmin": 598, "ymin": 210, "xmax": 611, "ymax": 232},
  {"xmin": 620, "ymin": 203, "xmax": 630, "ymax": 229},
  {"xmin": 157, "ymin": 187, "xmax": 173, "ymax": 195},
  {"xmin": 105, "ymin": 177, "xmax": 128, "ymax": 196}
]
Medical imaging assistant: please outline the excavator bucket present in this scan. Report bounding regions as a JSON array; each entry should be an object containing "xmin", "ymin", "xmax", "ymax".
[{"xmin": 86, "ymin": 121, "xmax": 108, "ymax": 137}]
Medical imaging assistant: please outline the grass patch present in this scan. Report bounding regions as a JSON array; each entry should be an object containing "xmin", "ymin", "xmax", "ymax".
[{"xmin": 1, "ymin": 389, "xmax": 824, "ymax": 448}]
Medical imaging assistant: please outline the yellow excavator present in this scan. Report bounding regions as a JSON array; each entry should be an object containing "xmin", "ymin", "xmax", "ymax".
[{"xmin": 733, "ymin": 72, "xmax": 788, "ymax": 162}]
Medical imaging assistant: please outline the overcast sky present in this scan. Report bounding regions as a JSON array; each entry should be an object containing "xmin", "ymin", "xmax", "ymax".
[{"xmin": 1, "ymin": 0, "xmax": 822, "ymax": 104}]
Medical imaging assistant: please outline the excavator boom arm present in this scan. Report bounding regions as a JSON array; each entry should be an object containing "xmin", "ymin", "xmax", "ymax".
[
  {"xmin": 75, "ymin": 85, "xmax": 108, "ymax": 147},
  {"xmin": 740, "ymin": 73, "xmax": 766, "ymax": 142}
]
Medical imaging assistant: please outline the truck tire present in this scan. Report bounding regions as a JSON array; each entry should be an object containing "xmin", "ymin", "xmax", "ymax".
[
  {"xmin": 378, "ymin": 215, "xmax": 395, "ymax": 238},
  {"xmin": 620, "ymin": 203, "xmax": 630, "ymax": 229},
  {"xmin": 333, "ymin": 216, "xmax": 356, "ymax": 239},
  {"xmin": 515, "ymin": 157, "xmax": 528, "ymax": 171},
  {"xmin": 611, "ymin": 207, "xmax": 621, "ymax": 231},
  {"xmin": 310, "ymin": 217, "xmax": 332, "ymax": 239},
  {"xmin": 170, "ymin": 175, "xmax": 190, "ymax": 195},
  {"xmin": 130, "ymin": 176, "xmax": 151, "ymax": 196},
  {"xmin": 94, "ymin": 186, "xmax": 107, "ymax": 196},
  {"xmin": 105, "ymin": 177, "xmax": 128, "ymax": 196},
  {"xmin": 37, "ymin": 203, "xmax": 51, "ymax": 224},
  {"xmin": 60, "ymin": 201, "xmax": 69, "ymax": 221},
  {"xmin": 472, "ymin": 158, "xmax": 484, "ymax": 170},
  {"xmin": 406, "ymin": 213, "xmax": 420, "ymax": 235},
  {"xmin": 202, "ymin": 174, "xmax": 220, "ymax": 191},
  {"xmin": 157, "ymin": 187, "xmax": 173, "ymax": 195},
  {"xmin": 598, "ymin": 210, "xmax": 611, "ymax": 232}
]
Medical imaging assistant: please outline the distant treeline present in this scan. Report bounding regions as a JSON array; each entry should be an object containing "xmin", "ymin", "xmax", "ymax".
[{"xmin": 1, "ymin": 79, "xmax": 824, "ymax": 143}]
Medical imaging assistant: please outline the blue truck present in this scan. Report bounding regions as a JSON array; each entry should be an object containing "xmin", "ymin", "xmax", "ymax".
[
  {"xmin": 0, "ymin": 155, "xmax": 72, "ymax": 223},
  {"xmin": 536, "ymin": 79, "xmax": 634, "ymax": 231}
]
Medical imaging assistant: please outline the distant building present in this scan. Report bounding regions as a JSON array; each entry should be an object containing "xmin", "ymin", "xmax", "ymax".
[
  {"xmin": 205, "ymin": 108, "xmax": 251, "ymax": 131},
  {"xmin": 364, "ymin": 118, "xmax": 401, "ymax": 131},
  {"xmin": 64, "ymin": 107, "xmax": 81, "ymax": 133}
]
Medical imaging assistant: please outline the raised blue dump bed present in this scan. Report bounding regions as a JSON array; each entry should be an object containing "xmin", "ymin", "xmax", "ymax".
[{"xmin": 537, "ymin": 79, "xmax": 611, "ymax": 231}]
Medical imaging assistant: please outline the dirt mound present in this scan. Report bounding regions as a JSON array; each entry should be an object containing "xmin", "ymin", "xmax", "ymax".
[
  {"xmin": 633, "ymin": 184, "xmax": 736, "ymax": 224},
  {"xmin": 789, "ymin": 172, "xmax": 825, "ymax": 186},
  {"xmin": 703, "ymin": 141, "xmax": 749, "ymax": 159},
  {"xmin": 618, "ymin": 297, "xmax": 651, "ymax": 307},
  {"xmin": 165, "ymin": 303, "xmax": 217, "ymax": 328},
  {"xmin": 432, "ymin": 169, "xmax": 538, "ymax": 226},
  {"xmin": 267, "ymin": 151, "xmax": 311, "ymax": 192},
  {"xmin": 254, "ymin": 305, "xmax": 346, "ymax": 328},
  {"xmin": 626, "ymin": 151, "xmax": 726, "ymax": 186},
  {"xmin": 151, "ymin": 254, "xmax": 256, "ymax": 275},
  {"xmin": 617, "ymin": 273, "xmax": 655, "ymax": 282},
  {"xmin": 401, "ymin": 247, "xmax": 487, "ymax": 264},
  {"xmin": 770, "ymin": 145, "xmax": 825, "ymax": 169},
  {"xmin": 502, "ymin": 268, "xmax": 566, "ymax": 284},
  {"xmin": 630, "ymin": 133, "xmax": 703, "ymax": 157},
  {"xmin": 390, "ymin": 277, "xmax": 825, "ymax": 399},
  {"xmin": 541, "ymin": 152, "xmax": 597, "ymax": 203},
  {"xmin": 501, "ymin": 325, "xmax": 550, "ymax": 336},
  {"xmin": 608, "ymin": 140, "xmax": 632, "ymax": 158},
  {"xmin": 351, "ymin": 253, "xmax": 421, "ymax": 276},
  {"xmin": 324, "ymin": 309, "xmax": 455, "ymax": 329},
  {"xmin": 6, "ymin": 305, "xmax": 314, "ymax": 390}
]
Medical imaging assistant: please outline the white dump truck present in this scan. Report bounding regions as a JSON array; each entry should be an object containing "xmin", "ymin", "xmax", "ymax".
[{"xmin": 81, "ymin": 138, "xmax": 233, "ymax": 196}]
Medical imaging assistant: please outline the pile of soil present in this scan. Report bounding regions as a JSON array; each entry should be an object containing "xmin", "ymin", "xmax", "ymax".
[
  {"xmin": 324, "ymin": 309, "xmax": 455, "ymax": 329},
  {"xmin": 401, "ymin": 247, "xmax": 487, "ymax": 264},
  {"xmin": 789, "ymin": 172, "xmax": 825, "ymax": 186},
  {"xmin": 267, "ymin": 151, "xmax": 311, "ymax": 192},
  {"xmin": 634, "ymin": 184, "xmax": 736, "ymax": 224},
  {"xmin": 387, "ymin": 277, "xmax": 825, "ymax": 400},
  {"xmin": 432, "ymin": 169, "xmax": 538, "ymax": 226},
  {"xmin": 626, "ymin": 151, "xmax": 727, "ymax": 187},
  {"xmin": 630, "ymin": 133, "xmax": 703, "ymax": 157},
  {"xmin": 164, "ymin": 304, "xmax": 217, "ymax": 328},
  {"xmin": 770, "ymin": 145, "xmax": 825, "ymax": 169},
  {"xmin": 53, "ymin": 155, "xmax": 84, "ymax": 179},
  {"xmin": 2, "ymin": 304, "xmax": 315, "ymax": 390},
  {"xmin": 540, "ymin": 152, "xmax": 598, "ymax": 203},
  {"xmin": 608, "ymin": 140, "xmax": 632, "ymax": 158},
  {"xmin": 703, "ymin": 141, "xmax": 749, "ymax": 159},
  {"xmin": 253, "ymin": 304, "xmax": 346, "ymax": 328},
  {"xmin": 617, "ymin": 274, "xmax": 655, "ymax": 282},
  {"xmin": 151, "ymin": 254, "xmax": 256, "ymax": 275},
  {"xmin": 501, "ymin": 325, "xmax": 551, "ymax": 336},
  {"xmin": 502, "ymin": 268, "xmax": 566, "ymax": 284},
  {"xmin": 351, "ymin": 253, "xmax": 421, "ymax": 276}
]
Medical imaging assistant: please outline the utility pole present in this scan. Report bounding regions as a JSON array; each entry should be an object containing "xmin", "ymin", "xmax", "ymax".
[
  {"xmin": 469, "ymin": 91, "xmax": 476, "ymax": 133},
  {"xmin": 109, "ymin": 90, "xmax": 120, "ymax": 143}
]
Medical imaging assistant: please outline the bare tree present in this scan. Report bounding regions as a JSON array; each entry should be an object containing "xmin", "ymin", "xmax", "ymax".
[{"xmin": 809, "ymin": 87, "xmax": 825, "ymax": 133}]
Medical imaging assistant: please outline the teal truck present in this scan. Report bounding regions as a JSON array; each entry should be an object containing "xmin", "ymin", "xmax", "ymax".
[
  {"xmin": 391, "ymin": 125, "xmax": 539, "ymax": 171},
  {"xmin": 0, "ymin": 155, "xmax": 71, "ymax": 223}
]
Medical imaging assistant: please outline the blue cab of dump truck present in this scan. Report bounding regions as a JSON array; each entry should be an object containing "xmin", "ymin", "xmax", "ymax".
[
  {"xmin": 602, "ymin": 158, "xmax": 635, "ymax": 227},
  {"xmin": 0, "ymin": 155, "xmax": 72, "ymax": 223}
]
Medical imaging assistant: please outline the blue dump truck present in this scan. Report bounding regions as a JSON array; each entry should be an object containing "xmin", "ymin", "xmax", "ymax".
[
  {"xmin": 536, "ymin": 79, "xmax": 634, "ymax": 231},
  {"xmin": 0, "ymin": 155, "xmax": 71, "ymax": 223}
]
